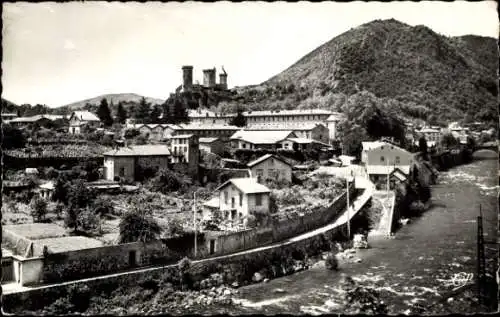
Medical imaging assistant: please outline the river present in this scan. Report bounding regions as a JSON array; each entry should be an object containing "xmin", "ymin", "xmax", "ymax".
[{"xmin": 201, "ymin": 150, "xmax": 498, "ymax": 315}]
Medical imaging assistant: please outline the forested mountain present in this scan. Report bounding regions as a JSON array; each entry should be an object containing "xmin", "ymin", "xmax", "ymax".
[{"xmin": 216, "ymin": 19, "xmax": 497, "ymax": 126}]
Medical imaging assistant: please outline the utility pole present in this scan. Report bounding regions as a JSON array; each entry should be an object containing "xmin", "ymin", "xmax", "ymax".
[
  {"xmin": 193, "ymin": 192, "xmax": 197, "ymax": 258},
  {"xmin": 477, "ymin": 204, "xmax": 486, "ymax": 305},
  {"xmin": 346, "ymin": 173, "xmax": 351, "ymax": 239}
]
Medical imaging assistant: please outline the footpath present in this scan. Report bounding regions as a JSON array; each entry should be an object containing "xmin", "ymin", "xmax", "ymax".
[
  {"xmin": 2, "ymin": 176, "xmax": 375, "ymax": 296},
  {"xmin": 369, "ymin": 190, "xmax": 396, "ymax": 237}
]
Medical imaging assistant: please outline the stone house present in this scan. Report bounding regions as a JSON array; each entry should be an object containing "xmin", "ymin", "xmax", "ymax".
[
  {"xmin": 230, "ymin": 130, "xmax": 297, "ymax": 150},
  {"xmin": 170, "ymin": 134, "xmax": 200, "ymax": 176},
  {"xmin": 245, "ymin": 123, "xmax": 330, "ymax": 144},
  {"xmin": 38, "ymin": 182, "xmax": 55, "ymax": 200},
  {"xmin": 416, "ymin": 127, "xmax": 442, "ymax": 148},
  {"xmin": 214, "ymin": 178, "xmax": 270, "ymax": 227},
  {"xmin": 279, "ymin": 137, "xmax": 332, "ymax": 151},
  {"xmin": 199, "ymin": 137, "xmax": 225, "ymax": 156},
  {"xmin": 247, "ymin": 154, "xmax": 292, "ymax": 183},
  {"xmin": 103, "ymin": 145, "xmax": 171, "ymax": 182},
  {"xmin": 68, "ymin": 111, "xmax": 101, "ymax": 134},
  {"xmin": 361, "ymin": 141, "xmax": 414, "ymax": 183}
]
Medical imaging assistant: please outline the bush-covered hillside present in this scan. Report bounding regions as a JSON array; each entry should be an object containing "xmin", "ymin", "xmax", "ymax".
[{"xmin": 217, "ymin": 19, "xmax": 498, "ymax": 126}]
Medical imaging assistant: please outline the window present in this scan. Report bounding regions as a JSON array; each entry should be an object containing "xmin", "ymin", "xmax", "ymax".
[
  {"xmin": 268, "ymin": 169, "xmax": 275, "ymax": 177},
  {"xmin": 269, "ymin": 158, "xmax": 274, "ymax": 165},
  {"xmin": 224, "ymin": 191, "xmax": 228, "ymax": 204},
  {"xmin": 256, "ymin": 169, "xmax": 264, "ymax": 177},
  {"xmin": 255, "ymin": 194, "xmax": 262, "ymax": 206},
  {"xmin": 380, "ymin": 156, "xmax": 385, "ymax": 162},
  {"xmin": 119, "ymin": 167, "xmax": 125, "ymax": 177},
  {"xmin": 242, "ymin": 143, "xmax": 247, "ymax": 149},
  {"xmin": 239, "ymin": 193, "xmax": 243, "ymax": 206},
  {"xmin": 395, "ymin": 156, "xmax": 400, "ymax": 164},
  {"xmin": 231, "ymin": 197, "xmax": 235, "ymax": 209}
]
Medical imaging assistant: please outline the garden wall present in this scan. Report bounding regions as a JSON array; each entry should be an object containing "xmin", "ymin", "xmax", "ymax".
[
  {"xmin": 2, "ymin": 229, "xmax": 34, "ymax": 257},
  {"xmin": 40, "ymin": 241, "xmax": 177, "ymax": 283},
  {"xmin": 2, "ymin": 187, "xmax": 365, "ymax": 313},
  {"xmin": 201, "ymin": 184, "xmax": 356, "ymax": 258}
]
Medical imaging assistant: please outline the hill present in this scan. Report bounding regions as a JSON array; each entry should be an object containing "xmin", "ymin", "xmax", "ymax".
[
  {"xmin": 215, "ymin": 19, "xmax": 498, "ymax": 126},
  {"xmin": 53, "ymin": 93, "xmax": 165, "ymax": 116}
]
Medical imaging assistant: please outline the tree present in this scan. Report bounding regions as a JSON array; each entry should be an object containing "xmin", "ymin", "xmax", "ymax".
[
  {"xmin": 76, "ymin": 208, "xmax": 101, "ymax": 236},
  {"xmin": 30, "ymin": 196, "xmax": 48, "ymax": 222},
  {"xmin": 229, "ymin": 109, "xmax": 247, "ymax": 127},
  {"xmin": 172, "ymin": 98, "xmax": 190, "ymax": 124},
  {"xmin": 67, "ymin": 180, "xmax": 95, "ymax": 210},
  {"xmin": 150, "ymin": 104, "xmax": 163, "ymax": 123},
  {"xmin": 134, "ymin": 97, "xmax": 151, "ymax": 124},
  {"xmin": 2, "ymin": 124, "xmax": 26, "ymax": 149},
  {"xmin": 92, "ymin": 197, "xmax": 115, "ymax": 217},
  {"xmin": 268, "ymin": 193, "xmax": 279, "ymax": 214},
  {"xmin": 118, "ymin": 209, "xmax": 162, "ymax": 243},
  {"xmin": 97, "ymin": 98, "xmax": 113, "ymax": 127},
  {"xmin": 418, "ymin": 136, "xmax": 428, "ymax": 154},
  {"xmin": 148, "ymin": 169, "xmax": 184, "ymax": 193},
  {"xmin": 116, "ymin": 101, "xmax": 128, "ymax": 124},
  {"xmin": 53, "ymin": 177, "xmax": 70, "ymax": 204},
  {"xmin": 441, "ymin": 133, "xmax": 458, "ymax": 149}
]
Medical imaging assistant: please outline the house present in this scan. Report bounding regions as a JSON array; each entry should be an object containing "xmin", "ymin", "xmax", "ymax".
[
  {"xmin": 201, "ymin": 197, "xmax": 220, "ymax": 221},
  {"xmin": 230, "ymin": 130, "xmax": 297, "ymax": 150},
  {"xmin": 103, "ymin": 145, "xmax": 171, "ymax": 182},
  {"xmin": 7, "ymin": 114, "xmax": 65, "ymax": 128},
  {"xmin": 68, "ymin": 111, "xmax": 101, "ymax": 134},
  {"xmin": 389, "ymin": 168, "xmax": 408, "ymax": 189},
  {"xmin": 38, "ymin": 181, "xmax": 55, "ymax": 200},
  {"xmin": 174, "ymin": 124, "xmax": 241, "ymax": 142},
  {"xmin": 279, "ymin": 137, "xmax": 332, "ymax": 151},
  {"xmin": 214, "ymin": 178, "xmax": 270, "ymax": 227},
  {"xmin": 361, "ymin": 141, "xmax": 414, "ymax": 182},
  {"xmin": 1, "ymin": 113, "xmax": 18, "ymax": 120},
  {"xmin": 247, "ymin": 154, "xmax": 292, "ymax": 183},
  {"xmin": 187, "ymin": 108, "xmax": 344, "ymax": 141},
  {"xmin": 199, "ymin": 137, "xmax": 225, "ymax": 156},
  {"xmin": 417, "ymin": 127, "xmax": 442, "ymax": 147},
  {"xmin": 338, "ymin": 155, "xmax": 356, "ymax": 166},
  {"xmin": 220, "ymin": 158, "xmax": 245, "ymax": 169},
  {"xmin": 25, "ymin": 168, "xmax": 39, "ymax": 175},
  {"xmin": 246, "ymin": 123, "xmax": 330, "ymax": 144}
]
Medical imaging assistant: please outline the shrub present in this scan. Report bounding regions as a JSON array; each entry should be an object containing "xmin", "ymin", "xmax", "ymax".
[
  {"xmin": 325, "ymin": 253, "xmax": 339, "ymax": 271},
  {"xmin": 30, "ymin": 196, "xmax": 48, "ymax": 222},
  {"xmin": 67, "ymin": 284, "xmax": 91, "ymax": 312},
  {"xmin": 268, "ymin": 193, "xmax": 279, "ymax": 214},
  {"xmin": 92, "ymin": 197, "xmax": 115, "ymax": 216},
  {"xmin": 76, "ymin": 208, "xmax": 101, "ymax": 236},
  {"xmin": 148, "ymin": 169, "xmax": 184, "ymax": 193},
  {"xmin": 118, "ymin": 209, "xmax": 162, "ymax": 243}
]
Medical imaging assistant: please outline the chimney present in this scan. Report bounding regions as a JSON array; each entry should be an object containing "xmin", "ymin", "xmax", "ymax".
[{"xmin": 182, "ymin": 66, "xmax": 193, "ymax": 90}]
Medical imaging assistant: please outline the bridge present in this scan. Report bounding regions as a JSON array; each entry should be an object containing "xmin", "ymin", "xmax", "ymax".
[{"xmin": 474, "ymin": 141, "xmax": 498, "ymax": 151}]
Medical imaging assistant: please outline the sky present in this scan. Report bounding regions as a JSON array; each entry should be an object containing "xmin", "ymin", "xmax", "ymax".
[{"xmin": 2, "ymin": 1, "xmax": 498, "ymax": 108}]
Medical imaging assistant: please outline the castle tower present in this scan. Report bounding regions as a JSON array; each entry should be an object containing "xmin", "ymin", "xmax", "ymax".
[
  {"xmin": 182, "ymin": 66, "xmax": 193, "ymax": 90},
  {"xmin": 203, "ymin": 68, "xmax": 217, "ymax": 87},
  {"xmin": 219, "ymin": 66, "xmax": 228, "ymax": 90}
]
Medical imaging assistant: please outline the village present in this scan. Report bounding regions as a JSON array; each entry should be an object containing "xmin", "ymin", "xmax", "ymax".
[{"xmin": 1, "ymin": 65, "xmax": 495, "ymax": 313}]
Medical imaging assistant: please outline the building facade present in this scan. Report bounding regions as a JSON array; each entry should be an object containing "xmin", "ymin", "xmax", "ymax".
[
  {"xmin": 361, "ymin": 141, "xmax": 414, "ymax": 177},
  {"xmin": 247, "ymin": 154, "xmax": 292, "ymax": 183},
  {"xmin": 68, "ymin": 111, "xmax": 101, "ymax": 134},
  {"xmin": 215, "ymin": 178, "xmax": 270, "ymax": 227},
  {"xmin": 199, "ymin": 137, "xmax": 225, "ymax": 156},
  {"xmin": 103, "ymin": 145, "xmax": 171, "ymax": 182}
]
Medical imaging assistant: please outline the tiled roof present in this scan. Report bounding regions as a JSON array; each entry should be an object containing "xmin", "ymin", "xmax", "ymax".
[
  {"xmin": 242, "ymin": 109, "xmax": 332, "ymax": 117},
  {"xmin": 367, "ymin": 165, "xmax": 410, "ymax": 175},
  {"xmin": 202, "ymin": 197, "xmax": 220, "ymax": 208},
  {"xmin": 230, "ymin": 130, "xmax": 296, "ymax": 144},
  {"xmin": 8, "ymin": 114, "xmax": 64, "ymax": 123},
  {"xmin": 247, "ymin": 122, "xmax": 327, "ymax": 131},
  {"xmin": 199, "ymin": 137, "xmax": 220, "ymax": 143},
  {"xmin": 39, "ymin": 181, "xmax": 55, "ymax": 190},
  {"xmin": 103, "ymin": 145, "xmax": 171, "ymax": 156},
  {"xmin": 285, "ymin": 138, "xmax": 312, "ymax": 144},
  {"xmin": 247, "ymin": 154, "xmax": 291, "ymax": 168},
  {"xmin": 170, "ymin": 134, "xmax": 195, "ymax": 139},
  {"xmin": 71, "ymin": 111, "xmax": 100, "ymax": 122},
  {"xmin": 215, "ymin": 177, "xmax": 270, "ymax": 194},
  {"xmin": 178, "ymin": 124, "xmax": 240, "ymax": 130}
]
